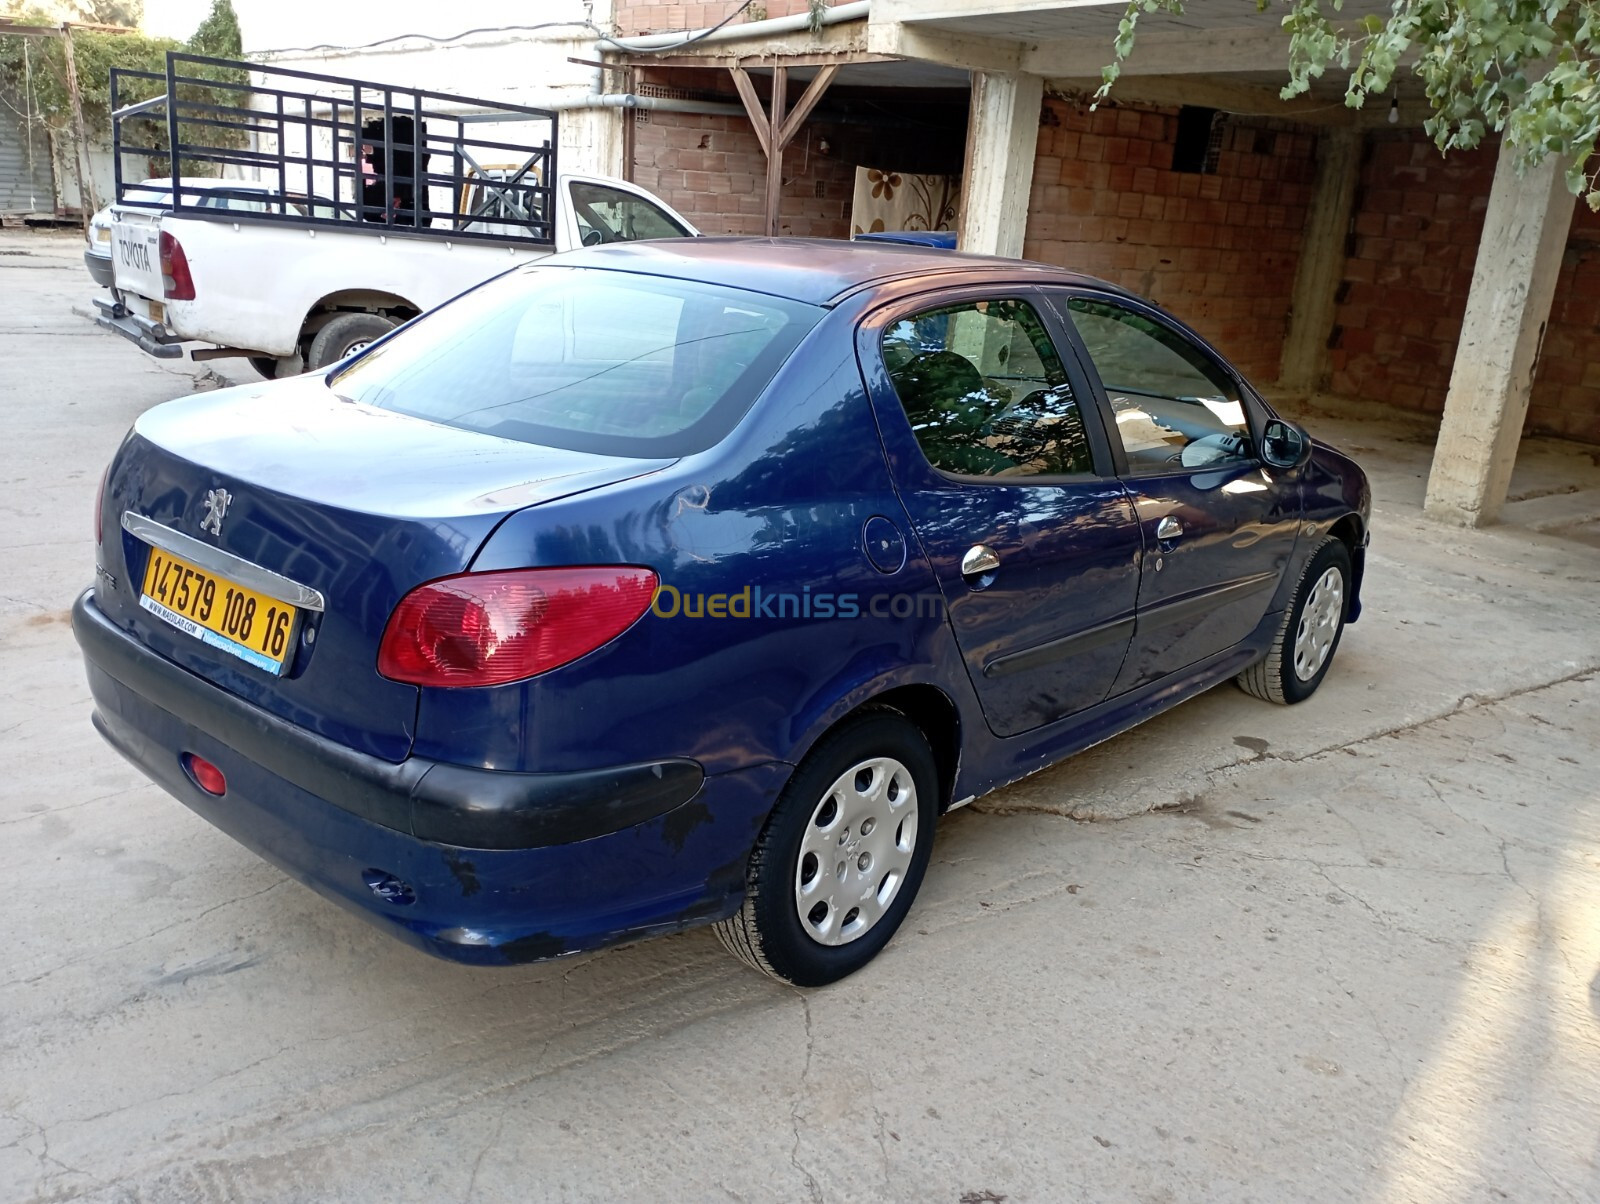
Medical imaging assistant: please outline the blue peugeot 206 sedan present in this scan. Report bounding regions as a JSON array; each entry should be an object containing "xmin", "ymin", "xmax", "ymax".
[{"xmin": 75, "ymin": 238, "xmax": 1370, "ymax": 987}]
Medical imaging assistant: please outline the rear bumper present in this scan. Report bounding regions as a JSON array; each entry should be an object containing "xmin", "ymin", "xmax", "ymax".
[
  {"xmin": 74, "ymin": 589, "xmax": 704, "ymax": 847},
  {"xmin": 92, "ymin": 294, "xmax": 183, "ymax": 359},
  {"xmin": 84, "ymin": 250, "xmax": 114, "ymax": 288},
  {"xmin": 73, "ymin": 589, "xmax": 782, "ymax": 962}
]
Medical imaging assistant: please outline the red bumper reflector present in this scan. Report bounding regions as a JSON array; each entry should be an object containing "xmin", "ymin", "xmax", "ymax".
[{"xmin": 183, "ymin": 753, "xmax": 227, "ymax": 796}]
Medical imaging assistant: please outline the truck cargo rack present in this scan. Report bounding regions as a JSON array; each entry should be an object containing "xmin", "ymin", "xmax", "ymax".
[{"xmin": 109, "ymin": 52, "xmax": 559, "ymax": 247}]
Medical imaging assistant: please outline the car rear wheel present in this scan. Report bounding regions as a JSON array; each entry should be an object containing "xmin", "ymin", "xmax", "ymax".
[
  {"xmin": 1236, "ymin": 535, "xmax": 1352, "ymax": 704},
  {"xmin": 306, "ymin": 313, "xmax": 396, "ymax": 371},
  {"xmin": 714, "ymin": 710, "xmax": 937, "ymax": 986}
]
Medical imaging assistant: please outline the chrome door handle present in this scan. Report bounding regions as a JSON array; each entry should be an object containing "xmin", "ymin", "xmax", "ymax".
[
  {"xmin": 1155, "ymin": 516, "xmax": 1183, "ymax": 542},
  {"xmin": 961, "ymin": 544, "xmax": 1000, "ymax": 577}
]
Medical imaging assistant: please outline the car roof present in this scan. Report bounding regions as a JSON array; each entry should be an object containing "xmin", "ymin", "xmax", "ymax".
[{"xmin": 551, "ymin": 237, "xmax": 1136, "ymax": 307}]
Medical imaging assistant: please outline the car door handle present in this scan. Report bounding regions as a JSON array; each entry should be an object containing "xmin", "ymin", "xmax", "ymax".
[
  {"xmin": 1155, "ymin": 517, "xmax": 1183, "ymax": 542},
  {"xmin": 961, "ymin": 544, "xmax": 1000, "ymax": 577}
]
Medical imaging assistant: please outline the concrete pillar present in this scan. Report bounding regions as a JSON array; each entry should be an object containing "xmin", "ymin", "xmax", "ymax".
[
  {"xmin": 959, "ymin": 70, "xmax": 1043, "ymax": 258},
  {"xmin": 560, "ymin": 108, "xmax": 627, "ymax": 179},
  {"xmin": 1278, "ymin": 128, "xmax": 1361, "ymax": 392},
  {"xmin": 1423, "ymin": 142, "xmax": 1575, "ymax": 527}
]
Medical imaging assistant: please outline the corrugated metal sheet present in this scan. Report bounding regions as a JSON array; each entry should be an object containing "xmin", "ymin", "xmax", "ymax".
[{"xmin": 0, "ymin": 95, "xmax": 56, "ymax": 214}]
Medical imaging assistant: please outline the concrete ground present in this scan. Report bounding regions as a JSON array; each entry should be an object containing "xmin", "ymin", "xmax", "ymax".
[{"xmin": 2, "ymin": 226, "xmax": 1598, "ymax": 1204}]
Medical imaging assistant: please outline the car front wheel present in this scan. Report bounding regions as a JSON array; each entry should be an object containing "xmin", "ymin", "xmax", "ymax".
[
  {"xmin": 715, "ymin": 710, "xmax": 938, "ymax": 986},
  {"xmin": 1236, "ymin": 535, "xmax": 1352, "ymax": 704}
]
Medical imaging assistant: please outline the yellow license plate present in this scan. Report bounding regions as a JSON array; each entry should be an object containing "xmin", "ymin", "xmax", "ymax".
[
  {"xmin": 139, "ymin": 545, "xmax": 298, "ymax": 674},
  {"xmin": 95, "ymin": 227, "xmax": 111, "ymax": 243},
  {"xmin": 148, "ymin": 300, "xmax": 165, "ymax": 324}
]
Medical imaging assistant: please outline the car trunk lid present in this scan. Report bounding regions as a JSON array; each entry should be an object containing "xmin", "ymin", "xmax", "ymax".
[{"xmin": 97, "ymin": 375, "xmax": 672, "ymax": 762}]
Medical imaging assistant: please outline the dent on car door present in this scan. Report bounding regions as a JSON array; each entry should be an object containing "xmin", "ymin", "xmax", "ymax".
[
  {"xmin": 1048, "ymin": 291, "xmax": 1303, "ymax": 693},
  {"xmin": 862, "ymin": 290, "xmax": 1143, "ymax": 738}
]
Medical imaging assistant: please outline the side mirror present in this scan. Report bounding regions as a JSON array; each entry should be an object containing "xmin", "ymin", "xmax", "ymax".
[{"xmin": 1261, "ymin": 418, "xmax": 1311, "ymax": 470}]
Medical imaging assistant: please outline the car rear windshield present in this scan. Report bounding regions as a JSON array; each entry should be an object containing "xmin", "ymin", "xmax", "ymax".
[{"xmin": 330, "ymin": 265, "xmax": 822, "ymax": 458}]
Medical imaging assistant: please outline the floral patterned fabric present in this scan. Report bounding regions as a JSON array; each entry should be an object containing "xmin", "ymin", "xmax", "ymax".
[{"xmin": 850, "ymin": 168, "xmax": 960, "ymax": 236}]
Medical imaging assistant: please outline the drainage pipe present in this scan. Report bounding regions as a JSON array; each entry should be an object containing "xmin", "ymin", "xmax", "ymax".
[{"xmin": 601, "ymin": 1, "xmax": 871, "ymax": 52}]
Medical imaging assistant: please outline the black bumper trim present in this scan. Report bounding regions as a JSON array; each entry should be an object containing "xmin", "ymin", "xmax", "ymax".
[
  {"xmin": 92, "ymin": 296, "xmax": 184, "ymax": 359},
  {"xmin": 72, "ymin": 590, "xmax": 704, "ymax": 850}
]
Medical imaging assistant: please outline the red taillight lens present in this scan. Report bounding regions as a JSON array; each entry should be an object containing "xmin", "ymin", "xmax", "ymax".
[
  {"xmin": 158, "ymin": 230, "xmax": 195, "ymax": 301},
  {"xmin": 377, "ymin": 566, "xmax": 658, "ymax": 688},
  {"xmin": 183, "ymin": 753, "xmax": 227, "ymax": 796}
]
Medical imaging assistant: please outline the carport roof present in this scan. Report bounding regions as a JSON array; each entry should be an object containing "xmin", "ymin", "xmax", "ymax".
[{"xmin": 608, "ymin": 1, "xmax": 1426, "ymax": 122}]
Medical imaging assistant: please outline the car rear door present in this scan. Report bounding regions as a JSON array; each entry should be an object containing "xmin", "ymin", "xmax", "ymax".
[
  {"xmin": 859, "ymin": 288, "xmax": 1143, "ymax": 738},
  {"xmin": 1046, "ymin": 290, "xmax": 1303, "ymax": 694}
]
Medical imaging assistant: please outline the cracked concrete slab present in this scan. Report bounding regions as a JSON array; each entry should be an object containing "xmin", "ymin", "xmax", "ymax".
[{"xmin": 1, "ymin": 227, "xmax": 1598, "ymax": 1203}]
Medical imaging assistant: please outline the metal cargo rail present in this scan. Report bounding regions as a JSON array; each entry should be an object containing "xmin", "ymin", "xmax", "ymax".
[{"xmin": 109, "ymin": 52, "xmax": 560, "ymax": 246}]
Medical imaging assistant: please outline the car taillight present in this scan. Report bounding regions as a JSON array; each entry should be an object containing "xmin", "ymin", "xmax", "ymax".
[
  {"xmin": 159, "ymin": 230, "xmax": 195, "ymax": 300},
  {"xmin": 377, "ymin": 566, "xmax": 658, "ymax": 688}
]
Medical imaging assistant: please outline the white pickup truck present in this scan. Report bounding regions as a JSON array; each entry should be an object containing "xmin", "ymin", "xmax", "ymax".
[
  {"xmin": 96, "ymin": 172, "xmax": 698, "ymax": 377},
  {"xmin": 96, "ymin": 55, "xmax": 698, "ymax": 377}
]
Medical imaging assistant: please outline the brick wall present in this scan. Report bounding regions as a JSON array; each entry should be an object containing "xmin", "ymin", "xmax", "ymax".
[
  {"xmin": 1328, "ymin": 131, "xmax": 1600, "ymax": 443},
  {"xmin": 631, "ymin": 105, "xmax": 857, "ymax": 238},
  {"xmin": 1022, "ymin": 98, "xmax": 1317, "ymax": 387},
  {"xmin": 1534, "ymin": 233, "xmax": 1600, "ymax": 444},
  {"xmin": 613, "ymin": 1, "xmax": 815, "ymax": 36},
  {"xmin": 621, "ymin": 52, "xmax": 1600, "ymax": 445},
  {"xmin": 1327, "ymin": 134, "xmax": 1494, "ymax": 415}
]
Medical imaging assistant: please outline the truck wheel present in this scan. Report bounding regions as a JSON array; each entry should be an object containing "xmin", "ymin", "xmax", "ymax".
[
  {"xmin": 306, "ymin": 313, "xmax": 396, "ymax": 371},
  {"xmin": 247, "ymin": 356, "xmax": 280, "ymax": 380}
]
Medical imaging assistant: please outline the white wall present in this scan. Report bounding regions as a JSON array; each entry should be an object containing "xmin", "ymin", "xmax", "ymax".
[
  {"xmin": 50, "ymin": 137, "xmax": 148, "ymax": 214},
  {"xmin": 249, "ymin": 3, "xmax": 622, "ymax": 179},
  {"xmin": 135, "ymin": 1, "xmax": 624, "ymax": 211},
  {"xmin": 145, "ymin": 0, "xmax": 599, "ymax": 53}
]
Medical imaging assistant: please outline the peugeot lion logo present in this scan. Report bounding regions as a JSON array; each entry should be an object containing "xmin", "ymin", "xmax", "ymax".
[{"xmin": 201, "ymin": 488, "xmax": 232, "ymax": 537}]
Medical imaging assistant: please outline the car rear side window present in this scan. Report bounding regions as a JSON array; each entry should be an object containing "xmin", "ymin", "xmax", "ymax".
[
  {"xmin": 331, "ymin": 266, "xmax": 821, "ymax": 458},
  {"xmin": 881, "ymin": 298, "xmax": 1093, "ymax": 479}
]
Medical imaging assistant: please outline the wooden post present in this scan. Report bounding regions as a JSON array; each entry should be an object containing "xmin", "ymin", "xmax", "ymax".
[
  {"xmin": 762, "ymin": 66, "xmax": 787, "ymax": 237},
  {"xmin": 730, "ymin": 63, "xmax": 837, "ymax": 238},
  {"xmin": 60, "ymin": 23, "xmax": 97, "ymax": 226}
]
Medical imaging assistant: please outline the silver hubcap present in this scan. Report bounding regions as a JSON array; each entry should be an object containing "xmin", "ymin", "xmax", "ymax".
[
  {"xmin": 1293, "ymin": 566, "xmax": 1344, "ymax": 681},
  {"xmin": 346, "ymin": 339, "xmax": 373, "ymax": 355},
  {"xmin": 794, "ymin": 757, "xmax": 919, "ymax": 946}
]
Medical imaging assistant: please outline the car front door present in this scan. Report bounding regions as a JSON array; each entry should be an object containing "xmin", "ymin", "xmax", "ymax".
[
  {"xmin": 558, "ymin": 175, "xmax": 700, "ymax": 252},
  {"xmin": 861, "ymin": 290, "xmax": 1143, "ymax": 738},
  {"xmin": 1048, "ymin": 291, "xmax": 1304, "ymax": 694}
]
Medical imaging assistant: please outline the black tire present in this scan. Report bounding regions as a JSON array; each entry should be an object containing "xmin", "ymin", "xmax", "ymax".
[
  {"xmin": 247, "ymin": 356, "xmax": 280, "ymax": 380},
  {"xmin": 1236, "ymin": 536, "xmax": 1352, "ymax": 704},
  {"xmin": 306, "ymin": 313, "xmax": 396, "ymax": 371},
  {"xmin": 714, "ymin": 710, "xmax": 938, "ymax": 987}
]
